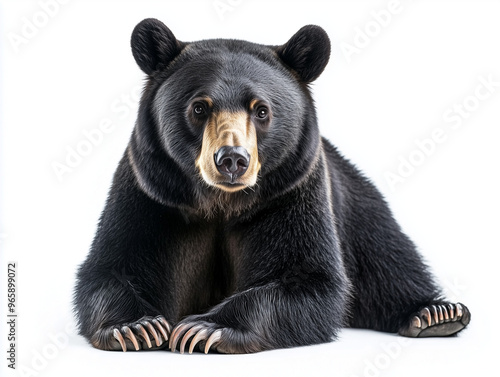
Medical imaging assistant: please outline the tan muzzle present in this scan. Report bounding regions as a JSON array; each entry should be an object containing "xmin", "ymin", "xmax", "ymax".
[{"xmin": 196, "ymin": 111, "xmax": 260, "ymax": 192}]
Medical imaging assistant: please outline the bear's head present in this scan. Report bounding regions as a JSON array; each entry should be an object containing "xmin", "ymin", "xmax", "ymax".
[{"xmin": 128, "ymin": 19, "xmax": 330, "ymax": 213}]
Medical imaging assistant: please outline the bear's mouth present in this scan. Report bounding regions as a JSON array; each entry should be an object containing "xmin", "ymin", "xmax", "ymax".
[
  {"xmin": 217, "ymin": 182, "xmax": 246, "ymax": 188},
  {"xmin": 214, "ymin": 181, "xmax": 248, "ymax": 193}
]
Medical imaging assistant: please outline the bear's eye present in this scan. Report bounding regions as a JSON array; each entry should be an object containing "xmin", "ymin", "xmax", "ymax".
[
  {"xmin": 193, "ymin": 103, "xmax": 206, "ymax": 116},
  {"xmin": 256, "ymin": 106, "xmax": 269, "ymax": 120}
]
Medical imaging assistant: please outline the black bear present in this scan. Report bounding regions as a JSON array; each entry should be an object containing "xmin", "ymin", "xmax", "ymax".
[{"xmin": 74, "ymin": 19, "xmax": 470, "ymax": 354}]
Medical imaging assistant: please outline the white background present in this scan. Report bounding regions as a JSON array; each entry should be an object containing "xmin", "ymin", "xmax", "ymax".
[{"xmin": 1, "ymin": 1, "xmax": 499, "ymax": 376}]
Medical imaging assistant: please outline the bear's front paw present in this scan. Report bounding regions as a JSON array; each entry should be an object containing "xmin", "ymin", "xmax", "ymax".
[
  {"xmin": 169, "ymin": 317, "xmax": 268, "ymax": 354},
  {"xmin": 169, "ymin": 320, "xmax": 222, "ymax": 354},
  {"xmin": 92, "ymin": 315, "xmax": 172, "ymax": 352}
]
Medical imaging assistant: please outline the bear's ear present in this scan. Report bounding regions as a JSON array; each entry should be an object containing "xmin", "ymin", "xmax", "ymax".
[
  {"xmin": 275, "ymin": 25, "xmax": 331, "ymax": 83},
  {"xmin": 131, "ymin": 18, "xmax": 185, "ymax": 75}
]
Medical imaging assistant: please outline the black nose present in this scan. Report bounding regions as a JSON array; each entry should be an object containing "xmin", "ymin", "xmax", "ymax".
[{"xmin": 214, "ymin": 146, "xmax": 250, "ymax": 179}]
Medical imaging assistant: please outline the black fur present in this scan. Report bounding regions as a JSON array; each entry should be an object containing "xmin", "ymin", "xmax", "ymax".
[{"xmin": 74, "ymin": 19, "xmax": 469, "ymax": 353}]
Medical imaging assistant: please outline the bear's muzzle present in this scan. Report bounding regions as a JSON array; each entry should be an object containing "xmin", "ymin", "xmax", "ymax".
[{"xmin": 196, "ymin": 111, "xmax": 260, "ymax": 192}]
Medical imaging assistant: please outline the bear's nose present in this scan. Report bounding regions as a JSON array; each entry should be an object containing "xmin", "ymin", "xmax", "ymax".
[{"xmin": 214, "ymin": 146, "xmax": 250, "ymax": 180}]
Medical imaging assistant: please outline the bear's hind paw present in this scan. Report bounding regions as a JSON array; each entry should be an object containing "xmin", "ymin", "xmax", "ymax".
[
  {"xmin": 398, "ymin": 302, "xmax": 470, "ymax": 338},
  {"xmin": 92, "ymin": 315, "xmax": 171, "ymax": 352}
]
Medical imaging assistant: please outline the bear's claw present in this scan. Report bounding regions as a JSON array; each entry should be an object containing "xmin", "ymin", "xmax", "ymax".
[
  {"xmin": 399, "ymin": 302, "xmax": 470, "ymax": 338},
  {"xmin": 170, "ymin": 321, "xmax": 224, "ymax": 354},
  {"xmin": 103, "ymin": 315, "xmax": 171, "ymax": 352},
  {"xmin": 188, "ymin": 328, "xmax": 209, "ymax": 353}
]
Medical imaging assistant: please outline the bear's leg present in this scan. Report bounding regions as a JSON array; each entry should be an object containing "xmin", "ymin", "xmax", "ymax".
[
  {"xmin": 343, "ymin": 222, "xmax": 471, "ymax": 337},
  {"xmin": 344, "ymin": 224, "xmax": 472, "ymax": 337},
  {"xmin": 398, "ymin": 302, "xmax": 470, "ymax": 337},
  {"xmin": 167, "ymin": 281, "xmax": 347, "ymax": 354},
  {"xmin": 338, "ymin": 178, "xmax": 471, "ymax": 337},
  {"xmin": 74, "ymin": 159, "xmax": 190, "ymax": 351},
  {"xmin": 168, "ymin": 168, "xmax": 349, "ymax": 354}
]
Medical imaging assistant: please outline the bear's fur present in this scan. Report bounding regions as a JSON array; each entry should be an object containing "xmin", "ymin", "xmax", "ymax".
[{"xmin": 74, "ymin": 19, "xmax": 470, "ymax": 354}]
